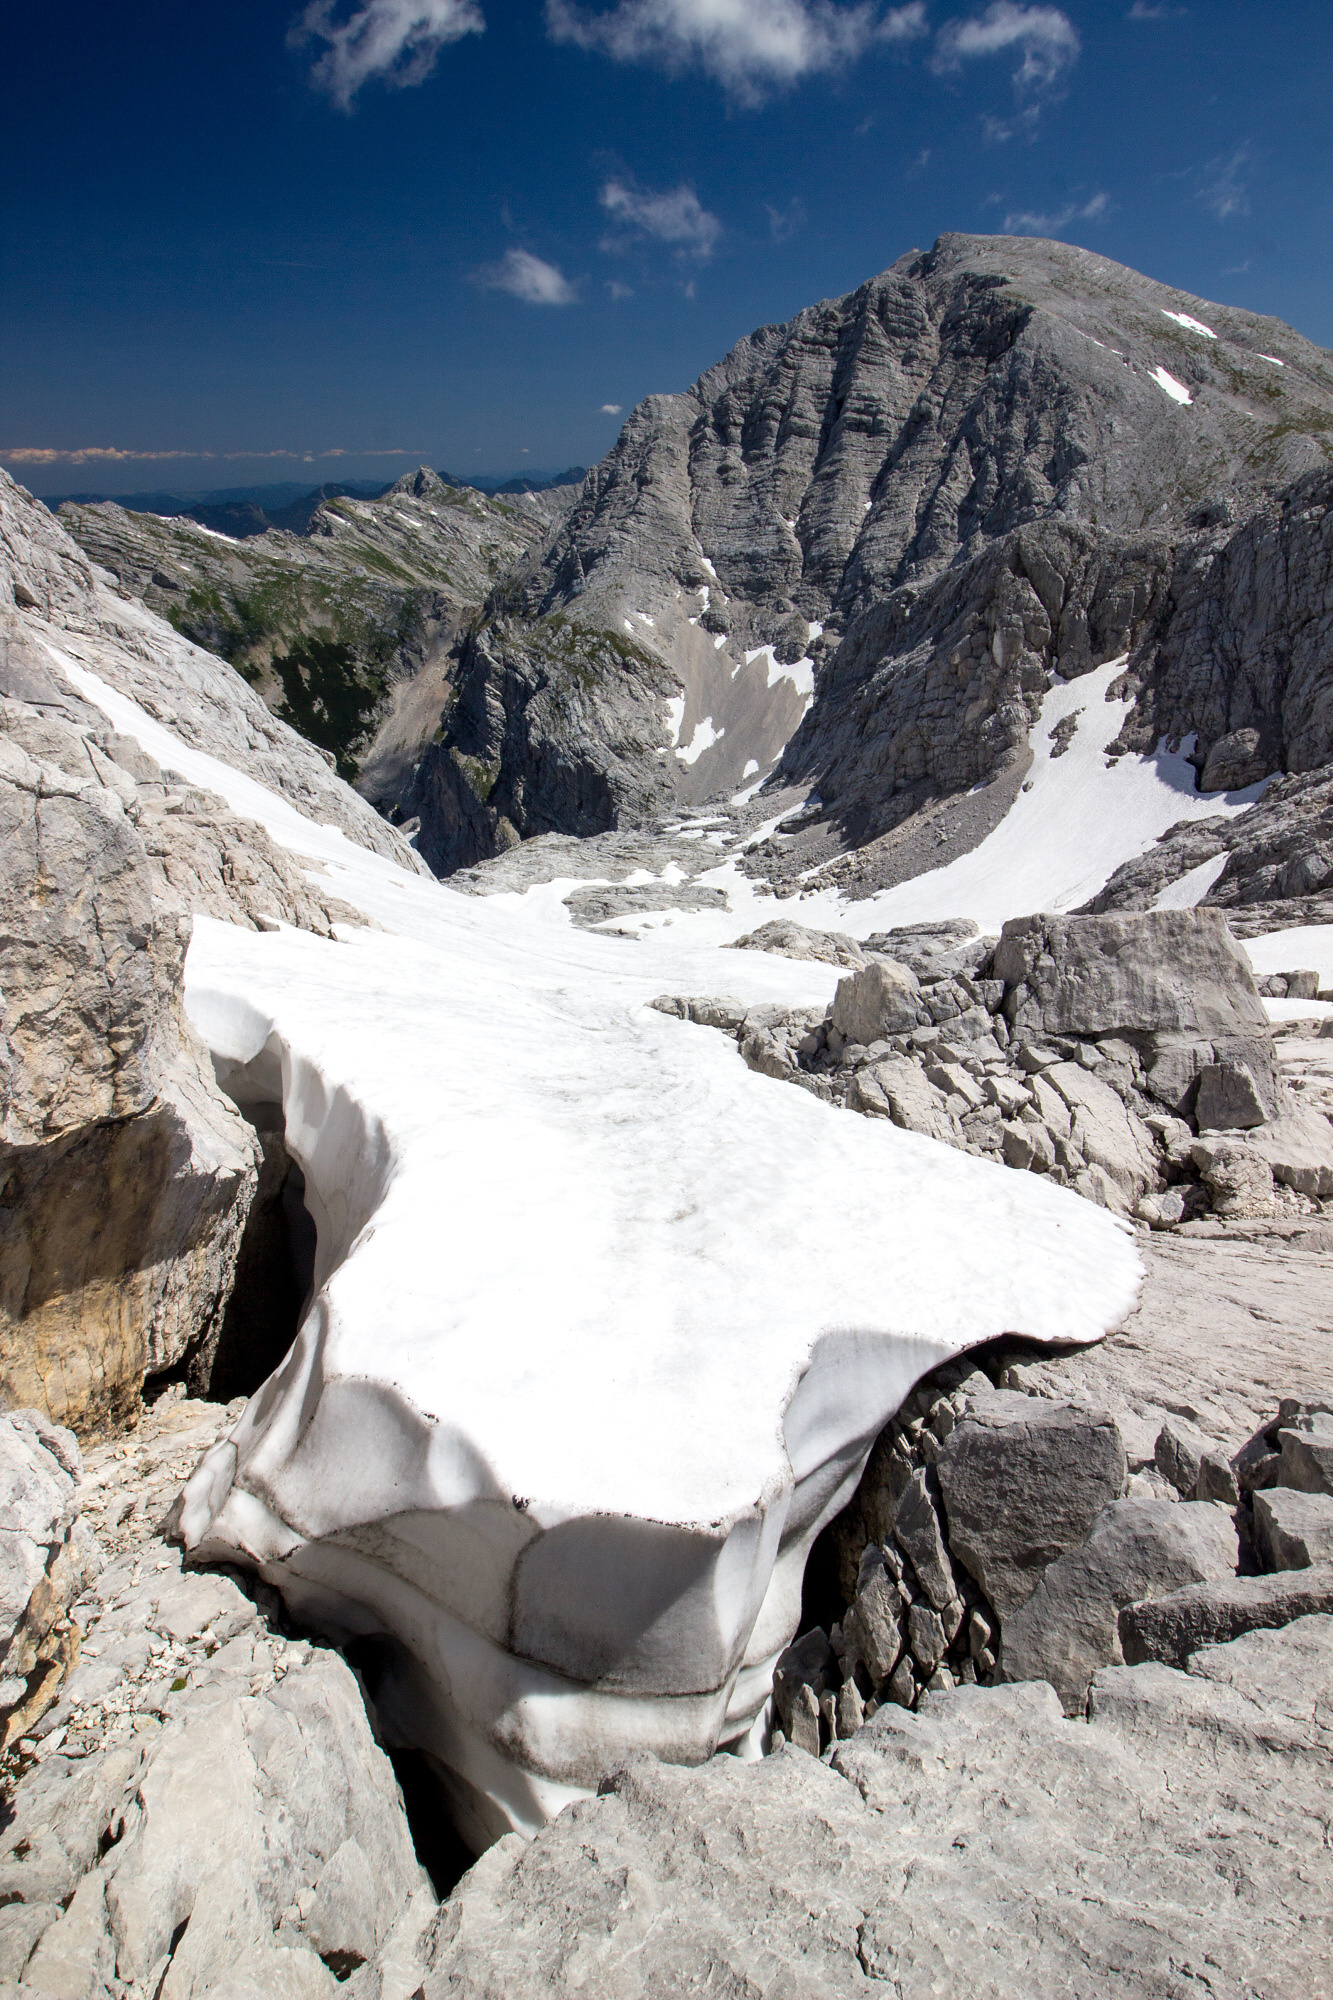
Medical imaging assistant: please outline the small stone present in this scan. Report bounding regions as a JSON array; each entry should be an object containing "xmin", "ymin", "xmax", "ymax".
[
  {"xmin": 835, "ymin": 1677, "xmax": 865, "ymax": 1740},
  {"xmin": 885, "ymin": 1658, "xmax": 915, "ymax": 1709},
  {"xmin": 908, "ymin": 1603, "xmax": 946, "ymax": 1674},
  {"xmin": 788, "ymin": 1682, "xmax": 822, "ymax": 1756}
]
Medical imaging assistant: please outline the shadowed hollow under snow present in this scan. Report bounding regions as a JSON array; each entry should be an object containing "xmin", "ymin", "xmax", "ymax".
[{"xmin": 59, "ymin": 655, "xmax": 1142, "ymax": 1848}]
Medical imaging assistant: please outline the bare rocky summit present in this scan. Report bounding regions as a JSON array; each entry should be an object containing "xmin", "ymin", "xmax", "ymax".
[{"xmin": 403, "ymin": 232, "xmax": 1333, "ymax": 881}]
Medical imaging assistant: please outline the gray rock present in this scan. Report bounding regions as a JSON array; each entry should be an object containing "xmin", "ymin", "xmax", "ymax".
[
  {"xmin": 0, "ymin": 696, "xmax": 260, "ymax": 1433},
  {"xmin": 891, "ymin": 1471, "xmax": 956, "ymax": 1613},
  {"xmin": 423, "ymin": 1623, "xmax": 1333, "ymax": 1998},
  {"xmin": 1277, "ymin": 1413, "xmax": 1333, "ymax": 1496},
  {"xmin": 1252, "ymin": 1486, "xmax": 1333, "ymax": 1570},
  {"xmin": 1119, "ymin": 1565, "xmax": 1333, "ymax": 1667},
  {"xmin": 830, "ymin": 958, "xmax": 922, "ymax": 1044},
  {"xmin": 847, "ymin": 1057, "xmax": 953, "ymax": 1141},
  {"xmin": 841, "ymin": 1554, "xmax": 904, "ymax": 1686},
  {"xmin": 937, "ymin": 1397, "xmax": 1128, "ymax": 1621},
  {"xmin": 994, "ymin": 909, "xmax": 1268, "ymax": 1042},
  {"xmin": 1194, "ymin": 1058, "xmax": 1270, "ymax": 1130},
  {"xmin": 1000, "ymin": 1498, "xmax": 1239, "ymax": 1712},
  {"xmin": 0, "ymin": 1411, "xmax": 100, "ymax": 1746},
  {"xmin": 725, "ymin": 919, "xmax": 867, "ymax": 968},
  {"xmin": 1190, "ymin": 1137, "xmax": 1277, "ymax": 1218}
]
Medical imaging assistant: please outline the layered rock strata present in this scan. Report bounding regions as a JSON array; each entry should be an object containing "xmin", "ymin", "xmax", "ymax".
[{"xmin": 403, "ymin": 233, "xmax": 1333, "ymax": 875}]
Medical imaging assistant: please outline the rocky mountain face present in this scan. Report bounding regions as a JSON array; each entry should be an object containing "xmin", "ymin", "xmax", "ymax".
[
  {"xmin": 58, "ymin": 469, "xmax": 575, "ymax": 808},
  {"xmin": 406, "ymin": 232, "xmax": 1333, "ymax": 888}
]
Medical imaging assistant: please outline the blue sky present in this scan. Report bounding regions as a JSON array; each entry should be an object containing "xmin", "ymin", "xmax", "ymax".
[{"xmin": 4, "ymin": 0, "xmax": 1330, "ymax": 495}]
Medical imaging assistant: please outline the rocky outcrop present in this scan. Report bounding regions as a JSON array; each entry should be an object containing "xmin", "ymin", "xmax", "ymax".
[
  {"xmin": 0, "ymin": 1395, "xmax": 437, "ymax": 1999},
  {"xmin": 0, "ymin": 472, "xmax": 416, "ymax": 1436},
  {"xmin": 0, "ymin": 1411, "xmax": 100, "ymax": 1750},
  {"xmin": 1, "ymin": 467, "xmax": 427, "ymax": 872},
  {"xmin": 0, "ymin": 684, "xmax": 261, "ymax": 1433},
  {"xmin": 655, "ymin": 908, "xmax": 1333, "ymax": 1221},
  {"xmin": 423, "ymin": 1618, "xmax": 1333, "ymax": 1997},
  {"xmin": 57, "ymin": 468, "xmax": 573, "ymax": 805},
  {"xmin": 404, "ymin": 233, "xmax": 1333, "ymax": 875}
]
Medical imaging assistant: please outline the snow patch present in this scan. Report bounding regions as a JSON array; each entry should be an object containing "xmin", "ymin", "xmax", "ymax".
[
  {"xmin": 1257, "ymin": 353, "xmax": 1285, "ymax": 367},
  {"xmin": 676, "ymin": 716, "xmax": 724, "ymax": 765},
  {"xmin": 1151, "ymin": 366, "xmax": 1193, "ymax": 406},
  {"xmin": 745, "ymin": 644, "xmax": 815, "ymax": 699},
  {"xmin": 664, "ymin": 696, "xmax": 685, "ymax": 748},
  {"xmin": 1151, "ymin": 853, "xmax": 1229, "ymax": 910},
  {"xmin": 1162, "ymin": 310, "xmax": 1217, "ymax": 338},
  {"xmin": 828, "ymin": 659, "xmax": 1267, "ymax": 936}
]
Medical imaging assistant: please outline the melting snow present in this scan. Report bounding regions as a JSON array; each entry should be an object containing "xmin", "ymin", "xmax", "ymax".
[
  {"xmin": 746, "ymin": 645, "xmax": 815, "ymax": 699},
  {"xmin": 677, "ymin": 716, "xmax": 724, "ymax": 765},
  {"xmin": 664, "ymin": 695, "xmax": 685, "ymax": 748},
  {"xmin": 1152, "ymin": 854, "xmax": 1229, "ymax": 910},
  {"xmin": 1162, "ymin": 310, "xmax": 1217, "ymax": 338},
  {"xmin": 1151, "ymin": 367, "xmax": 1193, "ymax": 406},
  {"xmin": 1257, "ymin": 353, "xmax": 1285, "ymax": 367}
]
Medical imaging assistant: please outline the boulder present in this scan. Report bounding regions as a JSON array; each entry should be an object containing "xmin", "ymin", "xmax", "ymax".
[
  {"xmin": 725, "ymin": 920, "xmax": 867, "ymax": 969},
  {"xmin": 1252, "ymin": 1486, "xmax": 1333, "ymax": 1570},
  {"xmin": 993, "ymin": 909, "xmax": 1269, "ymax": 1042},
  {"xmin": 1277, "ymin": 1414, "xmax": 1333, "ymax": 1496},
  {"xmin": 847, "ymin": 1058, "xmax": 955, "ymax": 1141},
  {"xmin": 1194, "ymin": 1060, "xmax": 1269, "ymax": 1131},
  {"xmin": 891, "ymin": 1471, "xmax": 957, "ymax": 1614},
  {"xmin": 936, "ymin": 1396, "xmax": 1128, "ymax": 1620},
  {"xmin": 1189, "ymin": 1138, "xmax": 1276, "ymax": 1219},
  {"xmin": 830, "ymin": 958, "xmax": 921, "ymax": 1046},
  {"xmin": 1042, "ymin": 1062, "xmax": 1159, "ymax": 1207},
  {"xmin": 999, "ymin": 1498, "xmax": 1239, "ymax": 1712},
  {"xmin": 1119, "ymin": 1565, "xmax": 1333, "ymax": 1667}
]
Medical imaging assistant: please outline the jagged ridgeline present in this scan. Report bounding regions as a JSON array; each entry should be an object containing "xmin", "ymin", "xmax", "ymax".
[
  {"xmin": 57, "ymin": 469, "xmax": 578, "ymax": 806},
  {"xmin": 397, "ymin": 232, "xmax": 1332, "ymax": 878}
]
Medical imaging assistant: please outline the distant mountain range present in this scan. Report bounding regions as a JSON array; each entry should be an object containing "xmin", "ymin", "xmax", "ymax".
[{"xmin": 42, "ymin": 468, "xmax": 589, "ymax": 541}]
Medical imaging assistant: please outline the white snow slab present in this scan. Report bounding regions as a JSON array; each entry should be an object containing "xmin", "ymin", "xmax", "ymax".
[
  {"xmin": 1161, "ymin": 310, "xmax": 1217, "ymax": 338},
  {"xmin": 1151, "ymin": 366, "xmax": 1193, "ymax": 406},
  {"xmin": 1245, "ymin": 926, "xmax": 1333, "ymax": 988},
  {"xmin": 62, "ymin": 657, "xmax": 1141, "ymax": 1846}
]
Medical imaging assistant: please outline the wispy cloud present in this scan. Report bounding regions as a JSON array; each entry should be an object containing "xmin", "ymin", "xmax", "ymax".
[
  {"xmin": 1003, "ymin": 189, "xmax": 1107, "ymax": 233},
  {"xmin": 1197, "ymin": 144, "xmax": 1251, "ymax": 220},
  {"xmin": 599, "ymin": 403, "xmax": 623, "ymax": 413},
  {"xmin": 606, "ymin": 278, "xmax": 635, "ymax": 298},
  {"xmin": 765, "ymin": 196, "xmax": 807, "ymax": 242},
  {"xmin": 474, "ymin": 247, "xmax": 578, "ymax": 304},
  {"xmin": 547, "ymin": 0, "xmax": 926, "ymax": 103},
  {"xmin": 1127, "ymin": 3, "xmax": 1185, "ymax": 17},
  {"xmin": 600, "ymin": 179, "xmax": 722, "ymax": 259},
  {"xmin": 934, "ymin": 3, "xmax": 1079, "ymax": 131},
  {"xmin": 1, "ymin": 445, "xmax": 418, "ymax": 465},
  {"xmin": 292, "ymin": 0, "xmax": 484, "ymax": 111}
]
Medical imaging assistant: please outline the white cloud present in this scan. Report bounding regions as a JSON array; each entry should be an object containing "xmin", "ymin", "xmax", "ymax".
[
  {"xmin": 600, "ymin": 179, "xmax": 722, "ymax": 259},
  {"xmin": 1197, "ymin": 144, "xmax": 1251, "ymax": 220},
  {"xmin": 606, "ymin": 278, "xmax": 635, "ymax": 298},
  {"xmin": 599, "ymin": 403, "xmax": 624, "ymax": 413},
  {"xmin": 547, "ymin": 0, "xmax": 926, "ymax": 102},
  {"xmin": 934, "ymin": 3, "xmax": 1079, "ymax": 105},
  {"xmin": 476, "ymin": 248, "xmax": 578, "ymax": 304},
  {"xmin": 765, "ymin": 195, "xmax": 807, "ymax": 240},
  {"xmin": 293, "ymin": 0, "xmax": 484, "ymax": 109},
  {"xmin": 1002, "ymin": 189, "xmax": 1107, "ymax": 233},
  {"xmin": 1127, "ymin": 3, "xmax": 1185, "ymax": 17}
]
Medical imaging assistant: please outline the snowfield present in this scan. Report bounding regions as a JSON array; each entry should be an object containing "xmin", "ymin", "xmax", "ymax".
[{"xmin": 60, "ymin": 654, "xmax": 1142, "ymax": 1847}]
